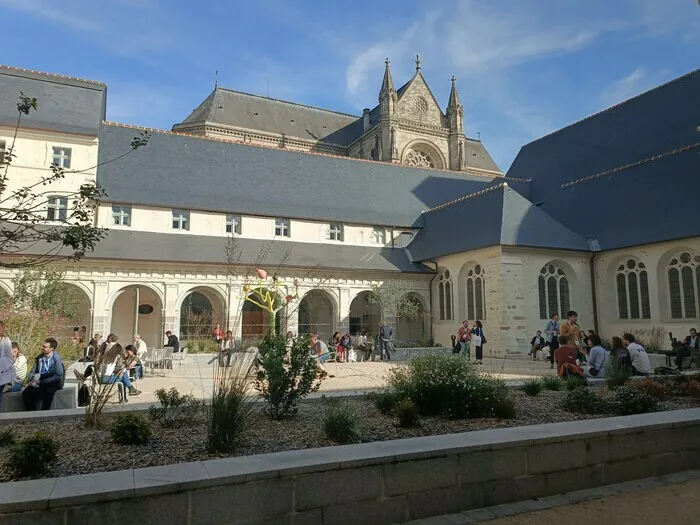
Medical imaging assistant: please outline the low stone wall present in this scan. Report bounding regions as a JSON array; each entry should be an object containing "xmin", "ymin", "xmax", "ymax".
[
  {"xmin": 0, "ymin": 384, "xmax": 77, "ymax": 413},
  {"xmin": 388, "ymin": 346, "xmax": 451, "ymax": 361},
  {"xmin": 1, "ymin": 408, "xmax": 699, "ymax": 524}
]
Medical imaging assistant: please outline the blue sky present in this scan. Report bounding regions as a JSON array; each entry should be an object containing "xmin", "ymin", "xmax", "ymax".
[{"xmin": 1, "ymin": 0, "xmax": 698, "ymax": 170}]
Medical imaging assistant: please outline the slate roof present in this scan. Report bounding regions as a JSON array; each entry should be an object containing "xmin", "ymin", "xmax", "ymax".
[
  {"xmin": 98, "ymin": 123, "xmax": 517, "ymax": 228},
  {"xmin": 506, "ymin": 68, "xmax": 700, "ymax": 251},
  {"xmin": 174, "ymin": 87, "xmax": 363, "ymax": 146},
  {"xmin": 407, "ymin": 183, "xmax": 590, "ymax": 261},
  {"xmin": 9, "ymin": 227, "xmax": 431, "ymax": 273},
  {"xmin": 0, "ymin": 65, "xmax": 106, "ymax": 136}
]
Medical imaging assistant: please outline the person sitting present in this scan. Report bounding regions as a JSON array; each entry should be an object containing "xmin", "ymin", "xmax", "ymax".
[
  {"xmin": 622, "ymin": 333, "xmax": 652, "ymax": 376},
  {"xmin": 328, "ymin": 332, "xmax": 341, "ymax": 362},
  {"xmin": 357, "ymin": 331, "xmax": 373, "ymax": 362},
  {"xmin": 164, "ymin": 330, "xmax": 180, "ymax": 353},
  {"xmin": 311, "ymin": 333, "xmax": 334, "ymax": 378},
  {"xmin": 75, "ymin": 340, "xmax": 141, "ymax": 396},
  {"xmin": 23, "ymin": 338, "xmax": 65, "ymax": 411},
  {"xmin": 133, "ymin": 334, "xmax": 148, "ymax": 362},
  {"xmin": 553, "ymin": 335, "xmax": 584, "ymax": 378},
  {"xmin": 8, "ymin": 342, "xmax": 27, "ymax": 392},
  {"xmin": 530, "ymin": 330, "xmax": 545, "ymax": 361},
  {"xmin": 340, "ymin": 333, "xmax": 353, "ymax": 362},
  {"xmin": 584, "ymin": 334, "xmax": 608, "ymax": 378},
  {"xmin": 123, "ymin": 345, "xmax": 142, "ymax": 380}
]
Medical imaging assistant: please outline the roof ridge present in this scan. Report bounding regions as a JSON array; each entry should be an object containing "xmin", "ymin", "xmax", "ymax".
[
  {"xmin": 422, "ymin": 182, "xmax": 508, "ymax": 215},
  {"xmin": 215, "ymin": 86, "xmax": 360, "ymax": 119},
  {"xmin": 102, "ymin": 120, "xmax": 506, "ymax": 180},
  {"xmin": 0, "ymin": 64, "xmax": 106, "ymax": 86},
  {"xmin": 522, "ymin": 68, "xmax": 700, "ymax": 149},
  {"xmin": 562, "ymin": 141, "xmax": 700, "ymax": 189}
]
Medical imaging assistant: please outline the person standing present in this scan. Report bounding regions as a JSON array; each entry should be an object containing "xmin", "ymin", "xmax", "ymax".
[
  {"xmin": 471, "ymin": 321, "xmax": 486, "ymax": 364},
  {"xmin": 220, "ymin": 330, "xmax": 235, "ymax": 367},
  {"xmin": 458, "ymin": 320, "xmax": 471, "ymax": 360},
  {"xmin": 560, "ymin": 311, "xmax": 585, "ymax": 361},
  {"xmin": 23, "ymin": 338, "xmax": 65, "ymax": 411},
  {"xmin": 213, "ymin": 324, "xmax": 224, "ymax": 344},
  {"xmin": 544, "ymin": 314, "xmax": 560, "ymax": 369},
  {"xmin": 378, "ymin": 322, "xmax": 392, "ymax": 361}
]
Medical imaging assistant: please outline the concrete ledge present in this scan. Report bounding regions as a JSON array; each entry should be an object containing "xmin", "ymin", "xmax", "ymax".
[
  {"xmin": 0, "ymin": 384, "xmax": 77, "ymax": 413},
  {"xmin": 0, "ymin": 408, "xmax": 699, "ymax": 524}
]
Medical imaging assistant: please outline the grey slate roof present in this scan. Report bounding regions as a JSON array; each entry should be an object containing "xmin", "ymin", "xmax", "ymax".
[
  {"xmin": 0, "ymin": 66, "xmax": 106, "ymax": 136},
  {"xmin": 506, "ymin": 68, "xmax": 700, "ymax": 251},
  {"xmin": 174, "ymin": 87, "xmax": 363, "ymax": 146},
  {"xmin": 408, "ymin": 183, "xmax": 590, "ymax": 261},
  {"xmin": 13, "ymin": 227, "xmax": 431, "ymax": 273},
  {"xmin": 98, "ymin": 123, "xmax": 517, "ymax": 228}
]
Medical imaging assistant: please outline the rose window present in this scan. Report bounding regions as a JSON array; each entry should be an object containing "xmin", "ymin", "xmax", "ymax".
[
  {"xmin": 404, "ymin": 149, "xmax": 434, "ymax": 168},
  {"xmin": 414, "ymin": 96, "xmax": 429, "ymax": 114}
]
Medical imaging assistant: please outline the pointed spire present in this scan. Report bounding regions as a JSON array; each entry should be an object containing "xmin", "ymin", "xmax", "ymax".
[
  {"xmin": 415, "ymin": 54, "xmax": 421, "ymax": 71},
  {"xmin": 379, "ymin": 57, "xmax": 396, "ymax": 100},
  {"xmin": 215, "ymin": 70, "xmax": 219, "ymax": 89},
  {"xmin": 448, "ymin": 75, "xmax": 461, "ymax": 108}
]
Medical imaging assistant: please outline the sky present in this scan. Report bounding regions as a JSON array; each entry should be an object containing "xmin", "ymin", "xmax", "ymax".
[{"xmin": 1, "ymin": 0, "xmax": 698, "ymax": 171}]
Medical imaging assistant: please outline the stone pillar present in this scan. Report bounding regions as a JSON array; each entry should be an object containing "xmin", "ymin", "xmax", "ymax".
[
  {"xmin": 163, "ymin": 283, "xmax": 179, "ymax": 336},
  {"xmin": 228, "ymin": 282, "xmax": 244, "ymax": 339},
  {"xmin": 498, "ymin": 256, "xmax": 529, "ymax": 355},
  {"xmin": 338, "ymin": 287, "xmax": 351, "ymax": 334},
  {"xmin": 91, "ymin": 281, "xmax": 109, "ymax": 337}
]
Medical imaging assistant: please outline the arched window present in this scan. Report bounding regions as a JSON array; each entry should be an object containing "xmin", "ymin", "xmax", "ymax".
[
  {"xmin": 616, "ymin": 258, "xmax": 650, "ymax": 319},
  {"xmin": 667, "ymin": 251, "xmax": 700, "ymax": 319},
  {"xmin": 437, "ymin": 269, "xmax": 453, "ymax": 321},
  {"xmin": 538, "ymin": 263, "xmax": 571, "ymax": 320},
  {"xmin": 465, "ymin": 264, "xmax": 486, "ymax": 320},
  {"xmin": 404, "ymin": 149, "xmax": 434, "ymax": 168}
]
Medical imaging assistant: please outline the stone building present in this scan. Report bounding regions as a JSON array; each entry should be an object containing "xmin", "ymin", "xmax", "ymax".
[{"xmin": 0, "ymin": 63, "xmax": 698, "ymax": 355}]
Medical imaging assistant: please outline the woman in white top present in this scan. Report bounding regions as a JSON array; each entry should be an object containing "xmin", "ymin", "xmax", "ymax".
[
  {"xmin": 10, "ymin": 342, "xmax": 27, "ymax": 391},
  {"xmin": 0, "ymin": 321, "xmax": 19, "ymax": 409}
]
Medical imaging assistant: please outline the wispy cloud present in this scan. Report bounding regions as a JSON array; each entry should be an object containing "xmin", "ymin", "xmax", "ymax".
[{"xmin": 599, "ymin": 67, "xmax": 672, "ymax": 108}]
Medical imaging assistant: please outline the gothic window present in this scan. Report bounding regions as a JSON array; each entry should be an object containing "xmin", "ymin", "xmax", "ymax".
[
  {"xmin": 667, "ymin": 251, "xmax": 700, "ymax": 319},
  {"xmin": 538, "ymin": 263, "xmax": 571, "ymax": 320},
  {"xmin": 404, "ymin": 149, "xmax": 434, "ymax": 168},
  {"xmin": 465, "ymin": 264, "xmax": 486, "ymax": 320},
  {"xmin": 438, "ymin": 269, "xmax": 453, "ymax": 321},
  {"xmin": 414, "ymin": 96, "xmax": 429, "ymax": 114},
  {"xmin": 616, "ymin": 258, "xmax": 650, "ymax": 319}
]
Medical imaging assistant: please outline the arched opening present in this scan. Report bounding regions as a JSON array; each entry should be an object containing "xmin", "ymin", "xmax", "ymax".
[
  {"xmin": 242, "ymin": 289, "xmax": 284, "ymax": 339},
  {"xmin": 179, "ymin": 287, "xmax": 225, "ymax": 341},
  {"xmin": 55, "ymin": 283, "xmax": 92, "ymax": 345},
  {"xmin": 298, "ymin": 290, "xmax": 336, "ymax": 340},
  {"xmin": 109, "ymin": 285, "xmax": 163, "ymax": 348},
  {"xmin": 401, "ymin": 140, "xmax": 446, "ymax": 170},
  {"xmin": 396, "ymin": 292, "xmax": 427, "ymax": 342},
  {"xmin": 349, "ymin": 291, "xmax": 381, "ymax": 336}
]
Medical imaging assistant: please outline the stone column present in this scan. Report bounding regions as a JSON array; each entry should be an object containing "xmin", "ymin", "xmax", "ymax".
[
  {"xmin": 228, "ymin": 282, "xmax": 244, "ymax": 339},
  {"xmin": 163, "ymin": 283, "xmax": 179, "ymax": 336},
  {"xmin": 338, "ymin": 287, "xmax": 351, "ymax": 334},
  {"xmin": 498, "ymin": 256, "xmax": 529, "ymax": 356},
  {"xmin": 91, "ymin": 281, "xmax": 109, "ymax": 337}
]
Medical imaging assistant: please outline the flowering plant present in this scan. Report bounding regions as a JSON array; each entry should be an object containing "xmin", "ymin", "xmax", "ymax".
[{"xmin": 243, "ymin": 269, "xmax": 300, "ymax": 335}]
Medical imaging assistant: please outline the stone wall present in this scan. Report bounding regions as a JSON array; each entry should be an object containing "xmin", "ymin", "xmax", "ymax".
[{"xmin": 3, "ymin": 409, "xmax": 698, "ymax": 525}]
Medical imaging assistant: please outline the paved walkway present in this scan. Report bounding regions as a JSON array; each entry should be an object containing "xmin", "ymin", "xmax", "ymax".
[
  {"xmin": 68, "ymin": 353, "xmax": 556, "ymax": 405},
  {"xmin": 411, "ymin": 470, "xmax": 700, "ymax": 525}
]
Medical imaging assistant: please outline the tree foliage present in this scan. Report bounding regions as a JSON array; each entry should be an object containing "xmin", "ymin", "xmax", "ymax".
[
  {"xmin": 368, "ymin": 281, "xmax": 424, "ymax": 321},
  {"xmin": 0, "ymin": 93, "xmax": 148, "ymax": 268}
]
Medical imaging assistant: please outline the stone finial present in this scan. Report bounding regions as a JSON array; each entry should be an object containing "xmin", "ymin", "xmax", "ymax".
[
  {"xmin": 385, "ymin": 57, "xmax": 390, "ymax": 66},
  {"xmin": 415, "ymin": 54, "xmax": 421, "ymax": 71},
  {"xmin": 451, "ymin": 75, "xmax": 456, "ymax": 84}
]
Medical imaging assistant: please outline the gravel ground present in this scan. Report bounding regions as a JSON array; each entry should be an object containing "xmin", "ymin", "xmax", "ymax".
[{"xmin": 0, "ymin": 389, "xmax": 697, "ymax": 482}]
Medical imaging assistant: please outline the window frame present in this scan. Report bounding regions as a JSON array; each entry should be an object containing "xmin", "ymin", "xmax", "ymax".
[
  {"xmin": 51, "ymin": 146, "xmax": 72, "ymax": 169},
  {"xmin": 46, "ymin": 195, "xmax": 68, "ymax": 221},
  {"xmin": 615, "ymin": 258, "xmax": 650, "ymax": 320},
  {"xmin": 0, "ymin": 140, "xmax": 6, "ymax": 165},
  {"xmin": 329, "ymin": 223, "xmax": 344, "ymax": 242},
  {"xmin": 171, "ymin": 209, "xmax": 190, "ymax": 231},
  {"xmin": 274, "ymin": 218, "xmax": 290, "ymax": 237},
  {"xmin": 667, "ymin": 251, "xmax": 700, "ymax": 319},
  {"xmin": 226, "ymin": 214, "xmax": 242, "ymax": 235},
  {"xmin": 111, "ymin": 205, "xmax": 132, "ymax": 227},
  {"xmin": 465, "ymin": 264, "xmax": 486, "ymax": 320},
  {"xmin": 437, "ymin": 269, "xmax": 454, "ymax": 321},
  {"xmin": 538, "ymin": 263, "xmax": 571, "ymax": 320},
  {"xmin": 371, "ymin": 227, "xmax": 386, "ymax": 245}
]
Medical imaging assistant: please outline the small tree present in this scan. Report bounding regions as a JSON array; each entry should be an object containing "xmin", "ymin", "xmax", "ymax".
[
  {"xmin": 0, "ymin": 93, "xmax": 148, "ymax": 268},
  {"xmin": 368, "ymin": 282, "xmax": 425, "ymax": 340}
]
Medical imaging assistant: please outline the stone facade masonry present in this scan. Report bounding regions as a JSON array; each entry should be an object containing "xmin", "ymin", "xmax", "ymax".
[{"xmin": 1, "ymin": 409, "xmax": 698, "ymax": 524}]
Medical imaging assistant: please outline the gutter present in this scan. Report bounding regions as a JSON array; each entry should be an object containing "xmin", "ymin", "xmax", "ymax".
[
  {"xmin": 426, "ymin": 260, "xmax": 439, "ymax": 341},
  {"xmin": 589, "ymin": 252, "xmax": 599, "ymax": 334}
]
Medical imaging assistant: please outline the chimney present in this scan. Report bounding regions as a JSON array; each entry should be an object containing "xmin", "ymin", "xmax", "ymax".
[{"xmin": 362, "ymin": 108, "xmax": 370, "ymax": 132}]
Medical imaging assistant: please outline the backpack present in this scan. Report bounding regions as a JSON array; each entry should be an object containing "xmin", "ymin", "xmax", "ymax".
[{"xmin": 78, "ymin": 384, "xmax": 91, "ymax": 407}]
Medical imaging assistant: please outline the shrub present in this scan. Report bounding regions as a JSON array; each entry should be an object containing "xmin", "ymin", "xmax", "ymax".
[
  {"xmin": 541, "ymin": 375, "xmax": 562, "ymax": 391},
  {"xmin": 0, "ymin": 429, "xmax": 16, "ymax": 447},
  {"xmin": 521, "ymin": 379, "xmax": 542, "ymax": 397},
  {"xmin": 324, "ymin": 404, "xmax": 361, "ymax": 444},
  {"xmin": 396, "ymin": 399, "xmax": 419, "ymax": 427},
  {"xmin": 607, "ymin": 385, "xmax": 659, "ymax": 416},
  {"xmin": 110, "ymin": 413, "xmax": 152, "ymax": 445},
  {"xmin": 254, "ymin": 334, "xmax": 322, "ymax": 419},
  {"xmin": 7, "ymin": 433, "xmax": 59, "ymax": 477},
  {"xmin": 369, "ymin": 390, "xmax": 399, "ymax": 415},
  {"xmin": 565, "ymin": 375, "xmax": 587, "ymax": 391},
  {"xmin": 632, "ymin": 378, "xmax": 668, "ymax": 401},
  {"xmin": 674, "ymin": 380, "xmax": 700, "ymax": 399},
  {"xmin": 606, "ymin": 355, "xmax": 632, "ymax": 390},
  {"xmin": 492, "ymin": 396, "xmax": 517, "ymax": 419},
  {"xmin": 563, "ymin": 387, "xmax": 606, "ymax": 414},
  {"xmin": 148, "ymin": 388, "xmax": 203, "ymax": 427},
  {"xmin": 387, "ymin": 355, "xmax": 508, "ymax": 419},
  {"xmin": 186, "ymin": 339, "xmax": 221, "ymax": 354},
  {"xmin": 208, "ymin": 351, "xmax": 257, "ymax": 453}
]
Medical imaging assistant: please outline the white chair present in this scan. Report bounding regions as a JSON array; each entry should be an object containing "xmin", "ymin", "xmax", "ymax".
[{"xmin": 171, "ymin": 347, "xmax": 188, "ymax": 368}]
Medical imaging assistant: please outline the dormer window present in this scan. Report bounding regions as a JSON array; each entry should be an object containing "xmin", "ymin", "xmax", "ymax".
[
  {"xmin": 329, "ymin": 223, "xmax": 344, "ymax": 242},
  {"xmin": 226, "ymin": 214, "xmax": 242, "ymax": 235},
  {"xmin": 172, "ymin": 209, "xmax": 190, "ymax": 230},
  {"xmin": 275, "ymin": 218, "xmax": 290, "ymax": 237}
]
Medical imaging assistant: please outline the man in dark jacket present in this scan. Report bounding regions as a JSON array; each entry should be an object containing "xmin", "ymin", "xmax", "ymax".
[
  {"xmin": 164, "ymin": 331, "xmax": 180, "ymax": 353},
  {"xmin": 23, "ymin": 338, "xmax": 64, "ymax": 411}
]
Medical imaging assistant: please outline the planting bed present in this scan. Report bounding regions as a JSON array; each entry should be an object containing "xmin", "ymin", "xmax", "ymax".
[{"xmin": 0, "ymin": 385, "xmax": 698, "ymax": 482}]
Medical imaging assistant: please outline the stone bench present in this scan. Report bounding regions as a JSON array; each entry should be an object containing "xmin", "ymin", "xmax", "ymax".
[{"xmin": 0, "ymin": 383, "xmax": 78, "ymax": 412}]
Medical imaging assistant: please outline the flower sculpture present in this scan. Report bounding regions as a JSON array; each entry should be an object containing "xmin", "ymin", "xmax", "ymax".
[{"xmin": 243, "ymin": 268, "xmax": 300, "ymax": 335}]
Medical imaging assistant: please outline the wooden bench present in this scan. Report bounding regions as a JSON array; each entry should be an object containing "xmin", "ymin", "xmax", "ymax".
[{"xmin": 1, "ymin": 384, "xmax": 78, "ymax": 412}]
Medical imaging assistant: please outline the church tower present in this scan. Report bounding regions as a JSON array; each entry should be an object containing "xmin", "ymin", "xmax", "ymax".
[
  {"xmin": 446, "ymin": 76, "xmax": 465, "ymax": 170},
  {"xmin": 375, "ymin": 58, "xmax": 398, "ymax": 161}
]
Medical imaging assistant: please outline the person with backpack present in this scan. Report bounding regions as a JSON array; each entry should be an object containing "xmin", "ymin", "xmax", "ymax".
[{"xmin": 471, "ymin": 320, "xmax": 486, "ymax": 364}]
